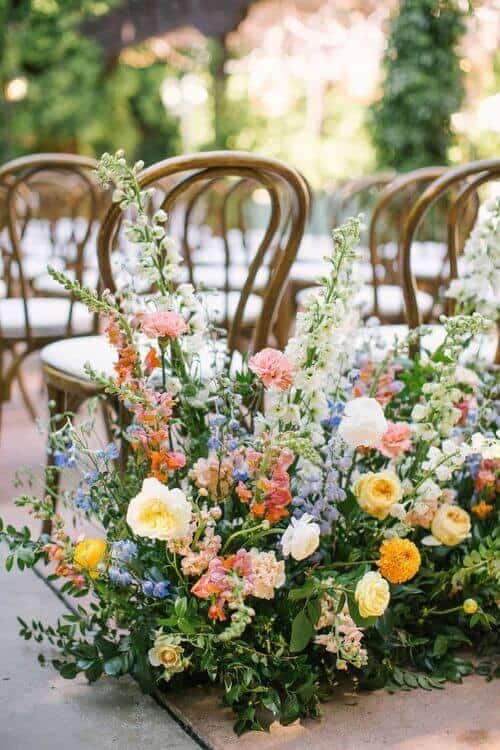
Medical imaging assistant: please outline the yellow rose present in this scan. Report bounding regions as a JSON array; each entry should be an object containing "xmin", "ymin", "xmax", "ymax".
[
  {"xmin": 148, "ymin": 633, "xmax": 185, "ymax": 680},
  {"xmin": 355, "ymin": 571, "xmax": 390, "ymax": 618},
  {"xmin": 126, "ymin": 477, "xmax": 192, "ymax": 542},
  {"xmin": 354, "ymin": 471, "xmax": 403, "ymax": 520},
  {"xmin": 431, "ymin": 505, "xmax": 471, "ymax": 546},
  {"xmin": 73, "ymin": 538, "xmax": 107, "ymax": 578},
  {"xmin": 463, "ymin": 598, "xmax": 478, "ymax": 615}
]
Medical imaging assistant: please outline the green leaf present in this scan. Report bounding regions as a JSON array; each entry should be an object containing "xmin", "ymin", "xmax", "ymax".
[
  {"xmin": 290, "ymin": 609, "xmax": 314, "ymax": 653},
  {"xmin": 59, "ymin": 662, "xmax": 78, "ymax": 679},
  {"xmin": 306, "ymin": 598, "xmax": 321, "ymax": 628}
]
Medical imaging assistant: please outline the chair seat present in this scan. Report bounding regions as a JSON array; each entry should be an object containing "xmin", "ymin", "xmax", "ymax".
[
  {"xmin": 358, "ymin": 324, "xmax": 498, "ymax": 363},
  {"xmin": 41, "ymin": 335, "xmax": 243, "ymax": 384},
  {"xmin": 296, "ymin": 285, "xmax": 434, "ymax": 320},
  {"xmin": 32, "ymin": 269, "xmax": 99, "ymax": 296},
  {"xmin": 204, "ymin": 290, "xmax": 262, "ymax": 324},
  {"xmin": 0, "ymin": 298, "xmax": 94, "ymax": 339},
  {"xmin": 8, "ymin": 256, "xmax": 65, "ymax": 281},
  {"xmin": 41, "ymin": 335, "xmax": 117, "ymax": 382},
  {"xmin": 179, "ymin": 264, "xmax": 269, "ymax": 290},
  {"xmin": 356, "ymin": 285, "xmax": 434, "ymax": 319},
  {"xmin": 291, "ymin": 260, "xmax": 375, "ymax": 286}
]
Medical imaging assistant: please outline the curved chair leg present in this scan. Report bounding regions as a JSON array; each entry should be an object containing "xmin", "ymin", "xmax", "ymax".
[{"xmin": 15, "ymin": 368, "xmax": 38, "ymax": 422}]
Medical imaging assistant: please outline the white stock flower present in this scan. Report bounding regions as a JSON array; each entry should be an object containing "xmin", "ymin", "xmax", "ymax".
[
  {"xmin": 281, "ymin": 514, "xmax": 320, "ymax": 561},
  {"xmin": 338, "ymin": 397, "xmax": 387, "ymax": 448}
]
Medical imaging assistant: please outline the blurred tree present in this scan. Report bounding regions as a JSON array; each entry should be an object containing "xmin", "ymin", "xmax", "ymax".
[
  {"xmin": 0, "ymin": 1, "xmax": 181, "ymax": 162},
  {"xmin": 370, "ymin": 0, "xmax": 468, "ymax": 171}
]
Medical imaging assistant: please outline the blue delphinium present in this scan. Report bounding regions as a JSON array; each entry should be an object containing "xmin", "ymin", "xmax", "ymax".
[
  {"xmin": 233, "ymin": 466, "xmax": 249, "ymax": 483},
  {"xmin": 53, "ymin": 443, "xmax": 78, "ymax": 469},
  {"xmin": 207, "ymin": 436, "xmax": 222, "ymax": 451},
  {"xmin": 74, "ymin": 486, "xmax": 92, "ymax": 512},
  {"xmin": 96, "ymin": 443, "xmax": 119, "ymax": 461},
  {"xmin": 292, "ymin": 495, "xmax": 340, "ymax": 535},
  {"xmin": 321, "ymin": 400, "xmax": 345, "ymax": 430},
  {"xmin": 111, "ymin": 540, "xmax": 138, "ymax": 563},
  {"xmin": 84, "ymin": 471, "xmax": 99, "ymax": 486},
  {"xmin": 108, "ymin": 566, "xmax": 132, "ymax": 586},
  {"xmin": 142, "ymin": 579, "xmax": 170, "ymax": 598}
]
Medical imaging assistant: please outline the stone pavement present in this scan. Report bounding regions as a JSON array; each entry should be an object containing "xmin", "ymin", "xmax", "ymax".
[
  {"xmin": 0, "ymin": 559, "xmax": 200, "ymax": 750},
  {"xmin": 0, "ymin": 359, "xmax": 499, "ymax": 749}
]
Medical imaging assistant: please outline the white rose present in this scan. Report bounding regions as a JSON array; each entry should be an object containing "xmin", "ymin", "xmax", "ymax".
[
  {"xmin": 281, "ymin": 514, "xmax": 320, "ymax": 561},
  {"xmin": 338, "ymin": 397, "xmax": 387, "ymax": 448},
  {"xmin": 126, "ymin": 477, "xmax": 192, "ymax": 541}
]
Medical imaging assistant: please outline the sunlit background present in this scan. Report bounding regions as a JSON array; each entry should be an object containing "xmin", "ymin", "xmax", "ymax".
[{"xmin": 1, "ymin": 0, "xmax": 499, "ymax": 188}]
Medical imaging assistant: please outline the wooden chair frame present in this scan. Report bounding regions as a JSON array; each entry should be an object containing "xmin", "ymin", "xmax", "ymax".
[
  {"xmin": 98, "ymin": 151, "xmax": 310, "ymax": 354},
  {"xmin": 0, "ymin": 154, "xmax": 101, "ymax": 436},
  {"xmin": 399, "ymin": 159, "xmax": 500, "ymax": 360}
]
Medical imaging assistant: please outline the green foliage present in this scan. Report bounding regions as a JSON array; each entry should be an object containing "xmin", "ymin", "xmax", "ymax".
[
  {"xmin": 0, "ymin": 2, "xmax": 180, "ymax": 161},
  {"xmin": 370, "ymin": 0, "xmax": 467, "ymax": 170}
]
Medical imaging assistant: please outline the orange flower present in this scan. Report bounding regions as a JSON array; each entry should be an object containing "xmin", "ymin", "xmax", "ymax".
[
  {"xmin": 236, "ymin": 482, "xmax": 252, "ymax": 503},
  {"xmin": 377, "ymin": 538, "xmax": 421, "ymax": 584},
  {"xmin": 144, "ymin": 347, "xmax": 161, "ymax": 373},
  {"xmin": 471, "ymin": 501, "xmax": 494, "ymax": 520}
]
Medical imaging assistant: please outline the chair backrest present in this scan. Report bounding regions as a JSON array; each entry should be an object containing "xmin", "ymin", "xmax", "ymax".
[
  {"xmin": 0, "ymin": 153, "xmax": 104, "ymax": 339},
  {"xmin": 329, "ymin": 172, "xmax": 396, "ymax": 232},
  {"xmin": 399, "ymin": 159, "xmax": 500, "ymax": 358},
  {"xmin": 368, "ymin": 167, "xmax": 448, "ymax": 318},
  {"xmin": 97, "ymin": 151, "xmax": 310, "ymax": 353}
]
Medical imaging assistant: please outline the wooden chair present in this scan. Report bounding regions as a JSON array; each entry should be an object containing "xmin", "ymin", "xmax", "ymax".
[
  {"xmin": 39, "ymin": 152, "xmax": 309, "ymax": 528},
  {"xmin": 292, "ymin": 172, "xmax": 395, "ymax": 313},
  {"xmin": 365, "ymin": 167, "xmax": 448, "ymax": 324},
  {"xmin": 400, "ymin": 159, "xmax": 500, "ymax": 362},
  {"xmin": 0, "ymin": 154, "xmax": 103, "ymax": 437}
]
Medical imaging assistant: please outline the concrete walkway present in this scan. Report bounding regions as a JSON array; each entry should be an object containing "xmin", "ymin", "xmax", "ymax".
[
  {"xmin": 1, "ymin": 360, "xmax": 499, "ymax": 749},
  {"xmin": 0, "ymin": 559, "xmax": 199, "ymax": 750}
]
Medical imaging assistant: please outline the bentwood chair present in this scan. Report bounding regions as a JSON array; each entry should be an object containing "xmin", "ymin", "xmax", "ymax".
[
  {"xmin": 362, "ymin": 167, "xmax": 449, "ymax": 324},
  {"xmin": 400, "ymin": 159, "xmax": 500, "ymax": 362},
  {"xmin": 40, "ymin": 150, "xmax": 309, "ymax": 441},
  {"xmin": 291, "ymin": 172, "xmax": 396, "ymax": 314},
  {"xmin": 0, "ymin": 154, "xmax": 103, "ymax": 436}
]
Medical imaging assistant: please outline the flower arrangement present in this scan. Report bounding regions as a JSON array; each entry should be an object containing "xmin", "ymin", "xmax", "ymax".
[{"xmin": 2, "ymin": 152, "xmax": 499, "ymax": 734}]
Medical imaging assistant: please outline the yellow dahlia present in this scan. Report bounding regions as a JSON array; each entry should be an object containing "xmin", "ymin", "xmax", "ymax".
[{"xmin": 377, "ymin": 538, "xmax": 421, "ymax": 584}]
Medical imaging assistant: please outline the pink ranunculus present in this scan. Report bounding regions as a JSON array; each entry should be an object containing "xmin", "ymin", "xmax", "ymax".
[
  {"xmin": 248, "ymin": 348, "xmax": 295, "ymax": 391},
  {"xmin": 378, "ymin": 421, "xmax": 413, "ymax": 459},
  {"xmin": 140, "ymin": 311, "xmax": 188, "ymax": 339}
]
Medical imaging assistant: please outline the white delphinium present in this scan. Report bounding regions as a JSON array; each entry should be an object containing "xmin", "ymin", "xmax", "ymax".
[
  {"xmin": 446, "ymin": 196, "xmax": 500, "ymax": 322},
  {"xmin": 272, "ymin": 217, "xmax": 364, "ymax": 433},
  {"xmin": 411, "ymin": 313, "xmax": 491, "ymax": 440}
]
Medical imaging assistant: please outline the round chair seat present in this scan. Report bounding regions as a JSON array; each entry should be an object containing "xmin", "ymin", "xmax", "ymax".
[
  {"xmin": 0, "ymin": 298, "xmax": 94, "ymax": 339},
  {"xmin": 296, "ymin": 285, "xmax": 434, "ymax": 321},
  {"xmin": 41, "ymin": 335, "xmax": 117, "ymax": 384},
  {"xmin": 179, "ymin": 264, "xmax": 269, "ymax": 290},
  {"xmin": 41, "ymin": 335, "xmax": 243, "ymax": 387},
  {"xmin": 291, "ymin": 260, "xmax": 375, "ymax": 287},
  {"xmin": 204, "ymin": 290, "xmax": 262, "ymax": 324},
  {"xmin": 357, "ymin": 285, "xmax": 434, "ymax": 320}
]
